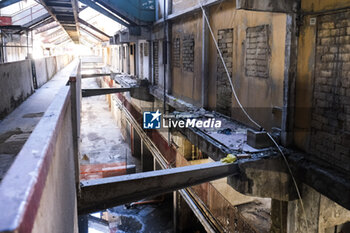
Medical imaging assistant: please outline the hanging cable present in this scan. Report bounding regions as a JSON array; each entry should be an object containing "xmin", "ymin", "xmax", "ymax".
[{"xmin": 197, "ymin": 1, "xmax": 309, "ymax": 232}]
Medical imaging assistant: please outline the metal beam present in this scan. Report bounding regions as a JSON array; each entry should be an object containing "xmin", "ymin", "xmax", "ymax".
[
  {"xmin": 82, "ymin": 87, "xmax": 134, "ymax": 97},
  {"xmin": 42, "ymin": 28, "xmax": 65, "ymax": 43},
  {"xmin": 81, "ymin": 73, "xmax": 111, "ymax": 78},
  {"xmin": 35, "ymin": 22, "xmax": 60, "ymax": 33},
  {"xmin": 80, "ymin": 35, "xmax": 97, "ymax": 46},
  {"xmin": 79, "ymin": 0, "xmax": 130, "ymax": 27},
  {"xmin": 54, "ymin": 37, "xmax": 71, "ymax": 45},
  {"xmin": 78, "ymin": 161, "xmax": 238, "ymax": 214},
  {"xmin": 80, "ymin": 27, "xmax": 103, "ymax": 41},
  {"xmin": 154, "ymin": 0, "xmax": 223, "ymax": 25},
  {"xmin": 70, "ymin": 0, "xmax": 80, "ymax": 41},
  {"xmin": 0, "ymin": 0, "xmax": 21, "ymax": 8},
  {"xmin": 22, "ymin": 13, "xmax": 52, "ymax": 29},
  {"xmin": 39, "ymin": 0, "xmax": 80, "ymax": 43},
  {"xmin": 78, "ymin": 18, "xmax": 110, "ymax": 38}
]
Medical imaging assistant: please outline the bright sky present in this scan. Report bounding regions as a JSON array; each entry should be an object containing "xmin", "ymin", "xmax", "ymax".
[
  {"xmin": 79, "ymin": 7, "xmax": 124, "ymax": 37},
  {"xmin": 0, "ymin": 0, "xmax": 37, "ymax": 16}
]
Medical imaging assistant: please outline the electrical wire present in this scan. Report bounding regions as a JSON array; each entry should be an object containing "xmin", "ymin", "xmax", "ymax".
[{"xmin": 197, "ymin": 1, "xmax": 309, "ymax": 232}]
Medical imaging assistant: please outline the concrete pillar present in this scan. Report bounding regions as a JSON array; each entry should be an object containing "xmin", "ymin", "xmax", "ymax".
[
  {"xmin": 133, "ymin": 128, "xmax": 141, "ymax": 159},
  {"xmin": 286, "ymin": 185, "xmax": 350, "ymax": 233},
  {"xmin": 78, "ymin": 215, "xmax": 88, "ymax": 233},
  {"xmin": 127, "ymin": 45, "xmax": 130, "ymax": 74},
  {"xmin": 271, "ymin": 199, "xmax": 288, "ymax": 233},
  {"xmin": 141, "ymin": 141, "xmax": 153, "ymax": 171},
  {"xmin": 281, "ymin": 14, "xmax": 298, "ymax": 146},
  {"xmin": 174, "ymin": 191, "xmax": 205, "ymax": 232}
]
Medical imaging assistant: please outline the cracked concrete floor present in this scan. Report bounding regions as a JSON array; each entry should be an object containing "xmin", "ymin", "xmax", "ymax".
[
  {"xmin": 80, "ymin": 77, "xmax": 173, "ymax": 233},
  {"xmin": 80, "ymin": 77, "xmax": 138, "ymax": 168}
]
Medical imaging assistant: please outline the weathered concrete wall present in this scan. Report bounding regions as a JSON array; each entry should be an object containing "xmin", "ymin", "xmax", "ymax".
[
  {"xmin": 0, "ymin": 60, "xmax": 33, "ymax": 120},
  {"xmin": 295, "ymin": 0, "xmax": 350, "ymax": 173},
  {"xmin": 138, "ymin": 41, "xmax": 150, "ymax": 80},
  {"xmin": 236, "ymin": 0, "xmax": 299, "ymax": 12},
  {"xmin": 171, "ymin": 12, "xmax": 203, "ymax": 105},
  {"xmin": 0, "ymin": 55, "xmax": 74, "ymax": 120},
  {"xmin": 35, "ymin": 55, "xmax": 74, "ymax": 88},
  {"xmin": 207, "ymin": 1, "xmax": 287, "ymax": 130},
  {"xmin": 164, "ymin": 1, "xmax": 288, "ymax": 129},
  {"xmin": 302, "ymin": 0, "xmax": 350, "ymax": 12},
  {"xmin": 56, "ymin": 55, "xmax": 74, "ymax": 71},
  {"xmin": 172, "ymin": 0, "xmax": 197, "ymax": 14},
  {"xmin": 35, "ymin": 58, "xmax": 49, "ymax": 88},
  {"xmin": 31, "ymin": 97, "xmax": 78, "ymax": 233},
  {"xmin": 0, "ymin": 85, "xmax": 78, "ymax": 233},
  {"xmin": 287, "ymin": 184, "xmax": 350, "ymax": 233},
  {"xmin": 46, "ymin": 56, "xmax": 58, "ymax": 80}
]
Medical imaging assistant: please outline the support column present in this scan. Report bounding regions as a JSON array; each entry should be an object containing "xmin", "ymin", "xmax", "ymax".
[
  {"xmin": 201, "ymin": 7, "xmax": 209, "ymax": 108},
  {"xmin": 141, "ymin": 141, "xmax": 153, "ymax": 172},
  {"xmin": 286, "ymin": 184, "xmax": 350, "ymax": 233},
  {"xmin": 270, "ymin": 199, "xmax": 288, "ymax": 233},
  {"xmin": 164, "ymin": 0, "xmax": 172, "ymax": 94},
  {"xmin": 281, "ymin": 14, "xmax": 298, "ymax": 146}
]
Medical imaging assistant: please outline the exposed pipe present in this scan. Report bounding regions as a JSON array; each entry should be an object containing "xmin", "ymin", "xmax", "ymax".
[
  {"xmin": 126, "ymin": 195, "xmax": 165, "ymax": 208},
  {"xmin": 163, "ymin": 0, "xmax": 167, "ymax": 116}
]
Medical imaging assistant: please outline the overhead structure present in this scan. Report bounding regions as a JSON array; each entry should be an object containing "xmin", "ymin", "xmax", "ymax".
[
  {"xmin": 79, "ymin": 0, "xmax": 156, "ymax": 27},
  {"xmin": 39, "ymin": 0, "xmax": 80, "ymax": 43},
  {"xmin": 0, "ymin": 0, "xmax": 22, "ymax": 8}
]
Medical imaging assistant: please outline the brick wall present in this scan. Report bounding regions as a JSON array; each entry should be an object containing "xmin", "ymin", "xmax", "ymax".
[
  {"xmin": 182, "ymin": 35, "xmax": 194, "ymax": 72},
  {"xmin": 245, "ymin": 25, "xmax": 269, "ymax": 78},
  {"xmin": 216, "ymin": 28, "xmax": 233, "ymax": 116},
  {"xmin": 153, "ymin": 41, "xmax": 159, "ymax": 84},
  {"xmin": 310, "ymin": 11, "xmax": 350, "ymax": 173},
  {"xmin": 173, "ymin": 38, "xmax": 181, "ymax": 68}
]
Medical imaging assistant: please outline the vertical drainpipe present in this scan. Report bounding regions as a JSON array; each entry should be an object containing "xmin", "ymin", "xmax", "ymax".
[
  {"xmin": 163, "ymin": 0, "xmax": 167, "ymax": 112},
  {"xmin": 155, "ymin": 0, "xmax": 159, "ymax": 20},
  {"xmin": 127, "ymin": 44, "xmax": 130, "ymax": 74},
  {"xmin": 135, "ymin": 41, "xmax": 139, "ymax": 78},
  {"xmin": 148, "ymin": 40, "xmax": 152, "ymax": 82},
  {"xmin": 201, "ymin": 7, "xmax": 209, "ymax": 108},
  {"xmin": 166, "ymin": 0, "xmax": 172, "ymax": 95},
  {"xmin": 0, "ymin": 31, "xmax": 4, "ymax": 63},
  {"xmin": 26, "ymin": 30, "xmax": 29, "ymax": 58}
]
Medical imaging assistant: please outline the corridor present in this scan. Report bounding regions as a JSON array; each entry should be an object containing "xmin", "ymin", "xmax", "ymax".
[{"xmin": 0, "ymin": 0, "xmax": 350, "ymax": 233}]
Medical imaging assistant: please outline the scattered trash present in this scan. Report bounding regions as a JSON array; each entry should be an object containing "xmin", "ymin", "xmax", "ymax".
[
  {"xmin": 82, "ymin": 154, "xmax": 90, "ymax": 161},
  {"xmin": 218, "ymin": 128, "xmax": 232, "ymax": 135},
  {"xmin": 221, "ymin": 154, "xmax": 237, "ymax": 163}
]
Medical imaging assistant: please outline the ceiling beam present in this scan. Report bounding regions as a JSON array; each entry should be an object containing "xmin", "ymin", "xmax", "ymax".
[
  {"xmin": 38, "ymin": 0, "xmax": 80, "ymax": 43},
  {"xmin": 80, "ymin": 28, "xmax": 102, "ymax": 42},
  {"xmin": 35, "ymin": 22, "xmax": 60, "ymax": 33},
  {"xmin": 78, "ymin": 18, "xmax": 110, "ymax": 38}
]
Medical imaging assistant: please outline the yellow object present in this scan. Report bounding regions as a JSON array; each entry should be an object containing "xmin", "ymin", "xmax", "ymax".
[{"xmin": 221, "ymin": 154, "xmax": 237, "ymax": 164}]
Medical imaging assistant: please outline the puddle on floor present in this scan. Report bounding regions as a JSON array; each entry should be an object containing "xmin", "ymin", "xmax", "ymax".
[{"xmin": 86, "ymin": 195, "xmax": 173, "ymax": 233}]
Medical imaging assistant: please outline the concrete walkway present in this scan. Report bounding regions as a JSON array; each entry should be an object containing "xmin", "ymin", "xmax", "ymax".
[
  {"xmin": 0, "ymin": 60, "xmax": 77, "ymax": 181},
  {"xmin": 80, "ymin": 77, "xmax": 136, "ymax": 168}
]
